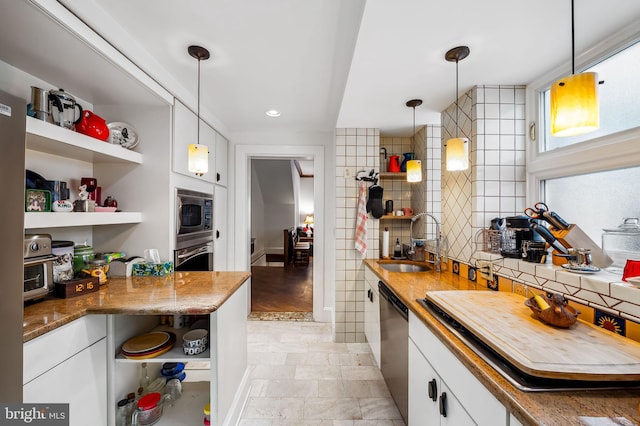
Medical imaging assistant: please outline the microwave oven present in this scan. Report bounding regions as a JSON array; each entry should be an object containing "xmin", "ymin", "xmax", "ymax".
[{"xmin": 176, "ymin": 188, "xmax": 213, "ymax": 241}]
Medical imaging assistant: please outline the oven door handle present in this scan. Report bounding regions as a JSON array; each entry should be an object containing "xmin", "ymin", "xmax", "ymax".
[
  {"xmin": 177, "ymin": 245, "xmax": 212, "ymax": 261},
  {"xmin": 23, "ymin": 254, "xmax": 57, "ymax": 266}
]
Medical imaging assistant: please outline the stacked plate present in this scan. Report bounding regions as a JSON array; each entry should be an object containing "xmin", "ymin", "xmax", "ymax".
[
  {"xmin": 121, "ymin": 331, "xmax": 176, "ymax": 359},
  {"xmin": 183, "ymin": 329, "xmax": 208, "ymax": 356}
]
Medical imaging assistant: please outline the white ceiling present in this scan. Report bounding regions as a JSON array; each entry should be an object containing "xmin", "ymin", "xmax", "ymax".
[{"xmin": 59, "ymin": 0, "xmax": 640, "ymax": 137}]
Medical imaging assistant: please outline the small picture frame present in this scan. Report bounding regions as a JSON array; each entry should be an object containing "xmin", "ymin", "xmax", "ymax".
[{"xmin": 25, "ymin": 189, "xmax": 51, "ymax": 212}]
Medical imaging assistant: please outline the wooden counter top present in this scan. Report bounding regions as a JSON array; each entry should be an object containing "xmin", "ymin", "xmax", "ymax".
[
  {"xmin": 364, "ymin": 259, "xmax": 640, "ymax": 426},
  {"xmin": 23, "ymin": 271, "xmax": 250, "ymax": 343}
]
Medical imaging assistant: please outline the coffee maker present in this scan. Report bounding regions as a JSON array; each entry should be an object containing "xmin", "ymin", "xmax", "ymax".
[{"xmin": 501, "ymin": 216, "xmax": 543, "ymax": 258}]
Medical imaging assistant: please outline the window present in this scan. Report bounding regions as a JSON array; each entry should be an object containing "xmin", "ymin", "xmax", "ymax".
[{"xmin": 528, "ymin": 28, "xmax": 640, "ymax": 247}]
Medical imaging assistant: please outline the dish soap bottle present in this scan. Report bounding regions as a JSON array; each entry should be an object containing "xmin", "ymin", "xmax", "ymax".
[{"xmin": 393, "ymin": 238, "xmax": 402, "ymax": 258}]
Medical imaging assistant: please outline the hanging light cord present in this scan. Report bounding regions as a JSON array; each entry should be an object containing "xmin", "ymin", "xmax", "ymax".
[
  {"xmin": 196, "ymin": 56, "xmax": 201, "ymax": 145},
  {"xmin": 571, "ymin": 0, "xmax": 575, "ymax": 74},
  {"xmin": 412, "ymin": 105, "xmax": 416, "ymax": 152},
  {"xmin": 455, "ymin": 58, "xmax": 459, "ymax": 138}
]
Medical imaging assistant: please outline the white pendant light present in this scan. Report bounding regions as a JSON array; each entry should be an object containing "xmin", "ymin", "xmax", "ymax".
[
  {"xmin": 406, "ymin": 99, "xmax": 422, "ymax": 183},
  {"xmin": 550, "ymin": 0, "xmax": 600, "ymax": 137},
  {"xmin": 445, "ymin": 46, "xmax": 470, "ymax": 172},
  {"xmin": 187, "ymin": 45, "xmax": 210, "ymax": 176}
]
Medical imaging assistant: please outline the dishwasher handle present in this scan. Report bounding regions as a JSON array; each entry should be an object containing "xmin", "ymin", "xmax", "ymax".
[{"xmin": 378, "ymin": 281, "xmax": 408, "ymax": 320}]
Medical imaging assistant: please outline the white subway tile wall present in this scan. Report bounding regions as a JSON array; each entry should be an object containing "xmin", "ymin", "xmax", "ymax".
[{"xmin": 335, "ymin": 128, "xmax": 380, "ymax": 343}]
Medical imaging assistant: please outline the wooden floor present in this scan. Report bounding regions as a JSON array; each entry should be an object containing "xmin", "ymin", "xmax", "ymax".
[{"xmin": 250, "ymin": 258, "xmax": 313, "ymax": 312}]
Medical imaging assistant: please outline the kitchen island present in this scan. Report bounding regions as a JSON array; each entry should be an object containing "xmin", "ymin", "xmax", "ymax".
[
  {"xmin": 22, "ymin": 271, "xmax": 250, "ymax": 426},
  {"xmin": 365, "ymin": 259, "xmax": 640, "ymax": 426}
]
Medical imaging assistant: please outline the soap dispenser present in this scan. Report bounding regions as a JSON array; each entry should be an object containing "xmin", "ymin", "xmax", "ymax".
[{"xmin": 393, "ymin": 238, "xmax": 402, "ymax": 258}]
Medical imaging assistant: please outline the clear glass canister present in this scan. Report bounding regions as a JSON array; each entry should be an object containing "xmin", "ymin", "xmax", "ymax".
[
  {"xmin": 84, "ymin": 258, "xmax": 109, "ymax": 285},
  {"xmin": 602, "ymin": 218, "xmax": 640, "ymax": 269}
]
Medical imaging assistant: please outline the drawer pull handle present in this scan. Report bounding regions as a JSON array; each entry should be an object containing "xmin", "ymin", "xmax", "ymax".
[
  {"xmin": 439, "ymin": 392, "xmax": 447, "ymax": 417},
  {"xmin": 428, "ymin": 379, "xmax": 437, "ymax": 402}
]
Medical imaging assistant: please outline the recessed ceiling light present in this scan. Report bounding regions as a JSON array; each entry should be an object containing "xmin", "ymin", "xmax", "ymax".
[{"xmin": 266, "ymin": 109, "xmax": 281, "ymax": 117}]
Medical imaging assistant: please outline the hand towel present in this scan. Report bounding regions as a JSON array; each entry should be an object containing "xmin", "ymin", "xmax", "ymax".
[{"xmin": 354, "ymin": 181, "xmax": 367, "ymax": 255}]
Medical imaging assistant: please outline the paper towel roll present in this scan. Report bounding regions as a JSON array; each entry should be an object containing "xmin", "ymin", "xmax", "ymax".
[{"xmin": 382, "ymin": 228, "xmax": 390, "ymax": 258}]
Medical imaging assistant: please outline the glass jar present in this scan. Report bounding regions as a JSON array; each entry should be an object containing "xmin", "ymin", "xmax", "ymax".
[
  {"xmin": 602, "ymin": 218, "xmax": 640, "ymax": 269},
  {"xmin": 84, "ymin": 258, "xmax": 109, "ymax": 285},
  {"xmin": 116, "ymin": 399, "xmax": 130, "ymax": 426},
  {"xmin": 132, "ymin": 392, "xmax": 168, "ymax": 426}
]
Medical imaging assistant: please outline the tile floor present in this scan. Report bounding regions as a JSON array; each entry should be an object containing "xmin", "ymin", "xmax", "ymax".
[{"xmin": 239, "ymin": 320, "xmax": 405, "ymax": 426}]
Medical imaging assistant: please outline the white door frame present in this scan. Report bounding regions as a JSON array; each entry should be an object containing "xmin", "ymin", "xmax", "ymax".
[{"xmin": 234, "ymin": 144, "xmax": 327, "ymax": 322}]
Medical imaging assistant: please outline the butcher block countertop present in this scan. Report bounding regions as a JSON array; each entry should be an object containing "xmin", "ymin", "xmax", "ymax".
[
  {"xmin": 23, "ymin": 271, "xmax": 250, "ymax": 343},
  {"xmin": 365, "ymin": 259, "xmax": 640, "ymax": 426}
]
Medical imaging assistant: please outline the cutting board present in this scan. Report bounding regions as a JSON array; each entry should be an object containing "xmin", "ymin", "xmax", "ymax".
[{"xmin": 425, "ymin": 290, "xmax": 640, "ymax": 381}]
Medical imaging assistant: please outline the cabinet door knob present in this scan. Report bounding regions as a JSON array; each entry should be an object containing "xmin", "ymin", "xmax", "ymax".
[
  {"xmin": 427, "ymin": 379, "xmax": 437, "ymax": 402},
  {"xmin": 439, "ymin": 392, "xmax": 447, "ymax": 417}
]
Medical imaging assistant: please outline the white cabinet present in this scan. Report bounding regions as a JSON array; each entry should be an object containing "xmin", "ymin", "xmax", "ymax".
[
  {"xmin": 173, "ymin": 99, "xmax": 216, "ymax": 183},
  {"xmin": 215, "ymin": 132, "xmax": 228, "ymax": 186},
  {"xmin": 214, "ymin": 185, "xmax": 228, "ymax": 270},
  {"xmin": 364, "ymin": 267, "xmax": 381, "ymax": 367},
  {"xmin": 408, "ymin": 311, "xmax": 508, "ymax": 426},
  {"xmin": 409, "ymin": 339, "xmax": 474, "ymax": 426},
  {"xmin": 24, "ymin": 316, "xmax": 107, "ymax": 426}
]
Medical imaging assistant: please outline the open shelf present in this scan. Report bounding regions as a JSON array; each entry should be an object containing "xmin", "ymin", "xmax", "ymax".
[
  {"xmin": 156, "ymin": 381, "xmax": 210, "ymax": 425},
  {"xmin": 116, "ymin": 325, "xmax": 211, "ymax": 363},
  {"xmin": 24, "ymin": 211, "xmax": 142, "ymax": 229},
  {"xmin": 380, "ymin": 214, "xmax": 413, "ymax": 220},
  {"xmin": 379, "ymin": 172, "xmax": 407, "ymax": 180},
  {"xmin": 26, "ymin": 117, "xmax": 143, "ymax": 164}
]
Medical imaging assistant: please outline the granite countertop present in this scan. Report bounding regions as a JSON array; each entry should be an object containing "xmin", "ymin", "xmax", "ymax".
[
  {"xmin": 23, "ymin": 271, "xmax": 250, "ymax": 343},
  {"xmin": 365, "ymin": 259, "xmax": 640, "ymax": 426}
]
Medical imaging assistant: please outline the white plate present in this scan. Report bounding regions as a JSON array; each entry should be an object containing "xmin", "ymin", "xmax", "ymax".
[
  {"xmin": 626, "ymin": 276, "xmax": 640, "ymax": 285},
  {"xmin": 107, "ymin": 122, "xmax": 139, "ymax": 150},
  {"xmin": 561, "ymin": 264, "xmax": 601, "ymax": 274}
]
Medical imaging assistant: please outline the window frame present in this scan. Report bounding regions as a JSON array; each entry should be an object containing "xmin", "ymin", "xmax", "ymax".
[{"xmin": 525, "ymin": 20, "xmax": 640, "ymax": 205}]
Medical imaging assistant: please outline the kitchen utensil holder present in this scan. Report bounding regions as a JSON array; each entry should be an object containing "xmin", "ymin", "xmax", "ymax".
[{"xmin": 482, "ymin": 229, "xmax": 502, "ymax": 253}]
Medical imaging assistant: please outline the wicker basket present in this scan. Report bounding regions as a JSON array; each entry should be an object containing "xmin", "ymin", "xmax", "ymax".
[{"xmin": 525, "ymin": 293, "xmax": 580, "ymax": 328}]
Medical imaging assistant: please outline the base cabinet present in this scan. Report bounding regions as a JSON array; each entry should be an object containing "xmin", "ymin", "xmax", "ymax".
[
  {"xmin": 23, "ymin": 316, "xmax": 108, "ymax": 426},
  {"xmin": 363, "ymin": 268, "xmax": 381, "ymax": 367},
  {"xmin": 409, "ymin": 339, "xmax": 474, "ymax": 425},
  {"xmin": 408, "ymin": 311, "xmax": 509, "ymax": 426}
]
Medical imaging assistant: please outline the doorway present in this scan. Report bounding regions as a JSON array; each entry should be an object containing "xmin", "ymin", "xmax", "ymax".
[
  {"xmin": 234, "ymin": 144, "xmax": 327, "ymax": 323},
  {"xmin": 249, "ymin": 158, "xmax": 314, "ymax": 319}
]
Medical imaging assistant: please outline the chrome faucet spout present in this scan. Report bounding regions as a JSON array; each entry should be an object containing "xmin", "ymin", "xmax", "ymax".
[{"xmin": 410, "ymin": 212, "xmax": 442, "ymax": 272}]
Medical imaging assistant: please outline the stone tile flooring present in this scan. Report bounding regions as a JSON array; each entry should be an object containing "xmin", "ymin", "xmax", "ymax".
[{"xmin": 240, "ymin": 320, "xmax": 405, "ymax": 426}]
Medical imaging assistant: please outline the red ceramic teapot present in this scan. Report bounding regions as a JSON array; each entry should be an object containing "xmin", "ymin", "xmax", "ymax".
[{"xmin": 76, "ymin": 110, "xmax": 110, "ymax": 141}]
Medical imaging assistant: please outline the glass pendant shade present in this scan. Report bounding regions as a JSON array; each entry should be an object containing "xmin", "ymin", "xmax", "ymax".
[
  {"xmin": 550, "ymin": 72, "xmax": 599, "ymax": 137},
  {"xmin": 406, "ymin": 159, "xmax": 422, "ymax": 182},
  {"xmin": 188, "ymin": 143, "xmax": 209, "ymax": 174},
  {"xmin": 445, "ymin": 137, "xmax": 469, "ymax": 171}
]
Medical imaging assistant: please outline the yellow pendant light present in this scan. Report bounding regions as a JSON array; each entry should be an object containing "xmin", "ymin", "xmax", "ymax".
[
  {"xmin": 406, "ymin": 99, "xmax": 422, "ymax": 183},
  {"xmin": 445, "ymin": 46, "xmax": 470, "ymax": 172},
  {"xmin": 187, "ymin": 45, "xmax": 210, "ymax": 176},
  {"xmin": 550, "ymin": 0, "xmax": 600, "ymax": 137}
]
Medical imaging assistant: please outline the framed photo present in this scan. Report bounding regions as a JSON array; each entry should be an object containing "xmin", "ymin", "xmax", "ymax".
[{"xmin": 25, "ymin": 189, "xmax": 51, "ymax": 212}]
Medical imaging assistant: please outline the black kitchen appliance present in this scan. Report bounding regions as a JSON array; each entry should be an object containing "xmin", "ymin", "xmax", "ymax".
[{"xmin": 501, "ymin": 216, "xmax": 542, "ymax": 259}]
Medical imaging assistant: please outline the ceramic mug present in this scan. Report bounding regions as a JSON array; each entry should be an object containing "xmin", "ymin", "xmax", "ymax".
[
  {"xmin": 402, "ymin": 208, "xmax": 413, "ymax": 216},
  {"xmin": 395, "ymin": 210, "xmax": 404, "ymax": 216}
]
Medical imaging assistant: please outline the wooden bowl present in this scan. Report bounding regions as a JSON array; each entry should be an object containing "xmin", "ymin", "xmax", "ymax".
[{"xmin": 525, "ymin": 294, "xmax": 580, "ymax": 328}]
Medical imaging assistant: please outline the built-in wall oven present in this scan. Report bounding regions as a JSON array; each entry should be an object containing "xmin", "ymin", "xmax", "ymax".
[{"xmin": 175, "ymin": 188, "xmax": 214, "ymax": 271}]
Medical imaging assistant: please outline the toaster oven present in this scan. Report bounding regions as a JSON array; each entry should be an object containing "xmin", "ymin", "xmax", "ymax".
[{"xmin": 24, "ymin": 234, "xmax": 56, "ymax": 301}]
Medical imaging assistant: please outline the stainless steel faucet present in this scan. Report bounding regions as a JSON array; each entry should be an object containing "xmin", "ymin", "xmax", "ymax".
[{"xmin": 409, "ymin": 212, "xmax": 442, "ymax": 272}]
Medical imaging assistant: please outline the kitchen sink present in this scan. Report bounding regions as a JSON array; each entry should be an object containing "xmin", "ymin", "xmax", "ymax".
[{"xmin": 378, "ymin": 262, "xmax": 430, "ymax": 272}]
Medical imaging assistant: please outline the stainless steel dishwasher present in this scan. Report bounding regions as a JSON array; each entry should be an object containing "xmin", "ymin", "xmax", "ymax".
[{"xmin": 379, "ymin": 281, "xmax": 408, "ymax": 424}]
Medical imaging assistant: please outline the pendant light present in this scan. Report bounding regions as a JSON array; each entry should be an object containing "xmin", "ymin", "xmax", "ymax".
[
  {"xmin": 550, "ymin": 0, "xmax": 600, "ymax": 137},
  {"xmin": 445, "ymin": 46, "xmax": 470, "ymax": 172},
  {"xmin": 406, "ymin": 99, "xmax": 422, "ymax": 183},
  {"xmin": 187, "ymin": 45, "xmax": 210, "ymax": 176}
]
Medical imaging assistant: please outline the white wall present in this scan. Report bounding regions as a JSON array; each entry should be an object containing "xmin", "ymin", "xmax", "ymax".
[
  {"xmin": 250, "ymin": 161, "xmax": 266, "ymax": 261},
  {"xmin": 298, "ymin": 177, "xmax": 314, "ymax": 226}
]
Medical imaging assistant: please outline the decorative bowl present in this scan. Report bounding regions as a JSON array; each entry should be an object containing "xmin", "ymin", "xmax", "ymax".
[{"xmin": 525, "ymin": 293, "xmax": 580, "ymax": 328}]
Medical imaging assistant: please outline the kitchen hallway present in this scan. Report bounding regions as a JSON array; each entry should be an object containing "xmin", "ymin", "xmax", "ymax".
[{"xmin": 239, "ymin": 320, "xmax": 404, "ymax": 425}]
